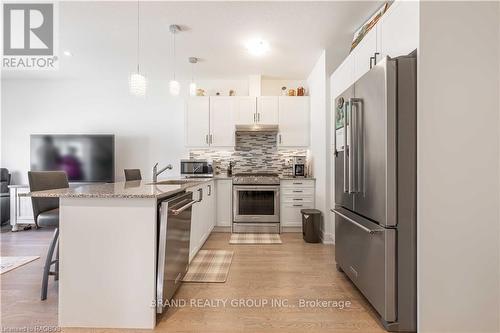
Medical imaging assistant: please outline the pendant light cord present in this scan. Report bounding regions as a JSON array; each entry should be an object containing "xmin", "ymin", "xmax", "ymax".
[
  {"xmin": 136, "ymin": 0, "xmax": 140, "ymax": 73},
  {"xmin": 172, "ymin": 31, "xmax": 176, "ymax": 80}
]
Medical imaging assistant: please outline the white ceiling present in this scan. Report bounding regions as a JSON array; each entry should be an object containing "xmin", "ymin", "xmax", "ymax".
[{"xmin": 2, "ymin": 1, "xmax": 383, "ymax": 80}]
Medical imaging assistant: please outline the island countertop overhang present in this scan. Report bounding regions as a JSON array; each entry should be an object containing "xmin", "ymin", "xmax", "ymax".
[{"xmin": 20, "ymin": 179, "xmax": 214, "ymax": 199}]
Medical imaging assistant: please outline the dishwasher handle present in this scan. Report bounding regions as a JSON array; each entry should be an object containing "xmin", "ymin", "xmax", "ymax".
[{"xmin": 170, "ymin": 200, "xmax": 196, "ymax": 215}]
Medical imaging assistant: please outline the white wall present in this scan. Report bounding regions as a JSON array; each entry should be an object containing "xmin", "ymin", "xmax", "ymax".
[
  {"xmin": 1, "ymin": 78, "xmax": 247, "ymax": 184},
  {"xmin": 306, "ymin": 51, "xmax": 330, "ymax": 242},
  {"xmin": 418, "ymin": 2, "xmax": 500, "ymax": 332}
]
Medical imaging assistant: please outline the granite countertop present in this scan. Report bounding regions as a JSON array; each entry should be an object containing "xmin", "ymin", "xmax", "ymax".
[
  {"xmin": 279, "ymin": 177, "xmax": 316, "ymax": 180},
  {"xmin": 213, "ymin": 175, "xmax": 315, "ymax": 180},
  {"xmin": 20, "ymin": 179, "xmax": 213, "ymax": 199}
]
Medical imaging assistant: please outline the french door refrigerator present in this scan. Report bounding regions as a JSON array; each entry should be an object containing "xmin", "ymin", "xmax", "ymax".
[{"xmin": 333, "ymin": 56, "xmax": 416, "ymax": 332}]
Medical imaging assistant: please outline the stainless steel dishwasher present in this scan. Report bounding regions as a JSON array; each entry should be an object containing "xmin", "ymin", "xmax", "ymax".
[{"xmin": 156, "ymin": 191, "xmax": 196, "ymax": 314}]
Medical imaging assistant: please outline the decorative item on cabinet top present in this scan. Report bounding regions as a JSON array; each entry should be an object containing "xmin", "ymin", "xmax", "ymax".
[
  {"xmin": 350, "ymin": 1, "xmax": 392, "ymax": 52},
  {"xmin": 194, "ymin": 89, "xmax": 238, "ymax": 96}
]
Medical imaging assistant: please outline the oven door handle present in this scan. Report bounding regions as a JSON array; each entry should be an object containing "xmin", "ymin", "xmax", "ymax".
[{"xmin": 233, "ymin": 185, "xmax": 280, "ymax": 191}]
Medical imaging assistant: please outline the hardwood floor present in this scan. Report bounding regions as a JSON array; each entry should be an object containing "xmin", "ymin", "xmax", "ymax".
[{"xmin": 1, "ymin": 229, "xmax": 385, "ymax": 333}]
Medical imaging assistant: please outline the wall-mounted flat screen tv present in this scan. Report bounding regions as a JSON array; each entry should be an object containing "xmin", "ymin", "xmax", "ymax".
[{"xmin": 30, "ymin": 134, "xmax": 115, "ymax": 183}]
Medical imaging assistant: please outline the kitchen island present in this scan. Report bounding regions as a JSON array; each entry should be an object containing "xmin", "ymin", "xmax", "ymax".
[{"xmin": 23, "ymin": 179, "xmax": 211, "ymax": 329}]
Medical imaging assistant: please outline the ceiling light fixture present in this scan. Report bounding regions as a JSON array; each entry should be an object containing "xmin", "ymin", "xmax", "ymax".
[
  {"xmin": 189, "ymin": 57, "xmax": 198, "ymax": 96},
  {"xmin": 169, "ymin": 24, "xmax": 181, "ymax": 96},
  {"xmin": 245, "ymin": 38, "xmax": 270, "ymax": 56},
  {"xmin": 63, "ymin": 50, "xmax": 72, "ymax": 57},
  {"xmin": 129, "ymin": 0, "xmax": 147, "ymax": 97}
]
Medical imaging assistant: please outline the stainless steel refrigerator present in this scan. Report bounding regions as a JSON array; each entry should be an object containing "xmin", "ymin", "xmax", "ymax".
[{"xmin": 333, "ymin": 55, "xmax": 416, "ymax": 332}]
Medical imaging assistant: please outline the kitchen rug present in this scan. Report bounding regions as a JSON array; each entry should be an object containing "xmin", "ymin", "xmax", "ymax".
[
  {"xmin": 1, "ymin": 256, "xmax": 40, "ymax": 275},
  {"xmin": 229, "ymin": 233, "xmax": 282, "ymax": 244},
  {"xmin": 182, "ymin": 250, "xmax": 233, "ymax": 283}
]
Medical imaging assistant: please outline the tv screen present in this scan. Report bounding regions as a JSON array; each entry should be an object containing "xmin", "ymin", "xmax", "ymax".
[{"xmin": 30, "ymin": 134, "xmax": 115, "ymax": 183}]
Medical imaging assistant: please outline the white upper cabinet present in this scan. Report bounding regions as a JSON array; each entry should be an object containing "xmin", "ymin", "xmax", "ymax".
[
  {"xmin": 330, "ymin": 0, "xmax": 418, "ymax": 99},
  {"xmin": 278, "ymin": 96, "xmax": 310, "ymax": 147},
  {"xmin": 376, "ymin": 1, "xmax": 418, "ymax": 61},
  {"xmin": 235, "ymin": 97, "xmax": 257, "ymax": 125},
  {"xmin": 257, "ymin": 96, "xmax": 279, "ymax": 124},
  {"xmin": 209, "ymin": 97, "xmax": 236, "ymax": 147},
  {"xmin": 352, "ymin": 26, "xmax": 378, "ymax": 82},
  {"xmin": 331, "ymin": 55, "xmax": 355, "ymax": 99},
  {"xmin": 185, "ymin": 97, "xmax": 210, "ymax": 147},
  {"xmin": 235, "ymin": 96, "xmax": 279, "ymax": 125}
]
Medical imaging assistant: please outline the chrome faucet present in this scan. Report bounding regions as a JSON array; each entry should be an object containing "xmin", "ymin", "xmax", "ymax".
[{"xmin": 153, "ymin": 163, "xmax": 173, "ymax": 183}]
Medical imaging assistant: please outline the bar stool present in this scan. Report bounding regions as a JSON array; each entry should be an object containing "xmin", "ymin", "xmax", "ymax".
[{"xmin": 28, "ymin": 171, "xmax": 69, "ymax": 300}]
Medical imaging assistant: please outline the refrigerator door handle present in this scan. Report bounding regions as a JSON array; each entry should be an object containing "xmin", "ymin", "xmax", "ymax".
[
  {"xmin": 332, "ymin": 209, "xmax": 383, "ymax": 234},
  {"xmin": 343, "ymin": 101, "xmax": 348, "ymax": 193},
  {"xmin": 348, "ymin": 101, "xmax": 354, "ymax": 193},
  {"xmin": 350, "ymin": 98, "xmax": 364, "ymax": 193}
]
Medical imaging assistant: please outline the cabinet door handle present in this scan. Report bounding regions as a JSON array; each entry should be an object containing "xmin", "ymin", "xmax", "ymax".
[
  {"xmin": 292, "ymin": 190, "xmax": 303, "ymax": 193},
  {"xmin": 254, "ymin": 113, "xmax": 256, "ymax": 123},
  {"xmin": 293, "ymin": 198, "xmax": 303, "ymax": 201},
  {"xmin": 373, "ymin": 52, "xmax": 379, "ymax": 65},
  {"xmin": 293, "ymin": 182, "xmax": 303, "ymax": 185},
  {"xmin": 207, "ymin": 185, "xmax": 212, "ymax": 196},
  {"xmin": 196, "ymin": 188, "xmax": 203, "ymax": 202},
  {"xmin": 209, "ymin": 134, "xmax": 213, "ymax": 144},
  {"xmin": 293, "ymin": 204, "xmax": 303, "ymax": 207},
  {"xmin": 257, "ymin": 113, "xmax": 260, "ymax": 122},
  {"xmin": 279, "ymin": 134, "xmax": 282, "ymax": 144},
  {"xmin": 205, "ymin": 134, "xmax": 209, "ymax": 144},
  {"xmin": 369, "ymin": 56, "xmax": 374, "ymax": 69}
]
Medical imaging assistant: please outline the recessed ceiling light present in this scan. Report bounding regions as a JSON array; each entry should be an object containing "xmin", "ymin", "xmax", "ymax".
[
  {"xmin": 63, "ymin": 50, "xmax": 72, "ymax": 57},
  {"xmin": 245, "ymin": 39, "xmax": 270, "ymax": 56}
]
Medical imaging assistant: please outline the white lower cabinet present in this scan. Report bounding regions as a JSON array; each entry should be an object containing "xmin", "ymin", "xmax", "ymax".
[
  {"xmin": 9, "ymin": 185, "xmax": 35, "ymax": 231},
  {"xmin": 215, "ymin": 179, "xmax": 232, "ymax": 227},
  {"xmin": 188, "ymin": 180, "xmax": 215, "ymax": 262},
  {"xmin": 280, "ymin": 179, "xmax": 315, "ymax": 228}
]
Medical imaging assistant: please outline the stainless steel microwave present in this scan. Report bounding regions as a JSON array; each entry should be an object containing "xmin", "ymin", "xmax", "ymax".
[{"xmin": 180, "ymin": 159, "xmax": 213, "ymax": 178}]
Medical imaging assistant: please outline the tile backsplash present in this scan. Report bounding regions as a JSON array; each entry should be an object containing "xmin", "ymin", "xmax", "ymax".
[{"xmin": 189, "ymin": 132, "xmax": 307, "ymax": 176}]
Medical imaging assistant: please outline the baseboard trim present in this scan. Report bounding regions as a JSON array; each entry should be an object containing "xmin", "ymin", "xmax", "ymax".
[
  {"xmin": 213, "ymin": 226, "xmax": 231, "ymax": 233},
  {"xmin": 280, "ymin": 226, "xmax": 301, "ymax": 233},
  {"xmin": 321, "ymin": 231, "xmax": 335, "ymax": 244}
]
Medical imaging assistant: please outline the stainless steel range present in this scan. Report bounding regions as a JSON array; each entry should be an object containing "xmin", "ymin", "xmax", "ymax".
[{"xmin": 232, "ymin": 173, "xmax": 280, "ymax": 233}]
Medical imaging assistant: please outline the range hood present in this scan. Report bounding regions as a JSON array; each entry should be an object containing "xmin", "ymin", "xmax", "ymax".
[{"xmin": 235, "ymin": 124, "xmax": 279, "ymax": 132}]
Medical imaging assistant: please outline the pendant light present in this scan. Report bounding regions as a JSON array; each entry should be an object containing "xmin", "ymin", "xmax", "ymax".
[
  {"xmin": 169, "ymin": 25, "xmax": 181, "ymax": 96},
  {"xmin": 189, "ymin": 57, "xmax": 198, "ymax": 96},
  {"xmin": 129, "ymin": 0, "xmax": 146, "ymax": 96}
]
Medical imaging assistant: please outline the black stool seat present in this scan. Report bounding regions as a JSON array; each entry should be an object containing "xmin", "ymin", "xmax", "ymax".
[
  {"xmin": 37, "ymin": 208, "xmax": 59, "ymax": 227},
  {"xmin": 28, "ymin": 171, "xmax": 68, "ymax": 300}
]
